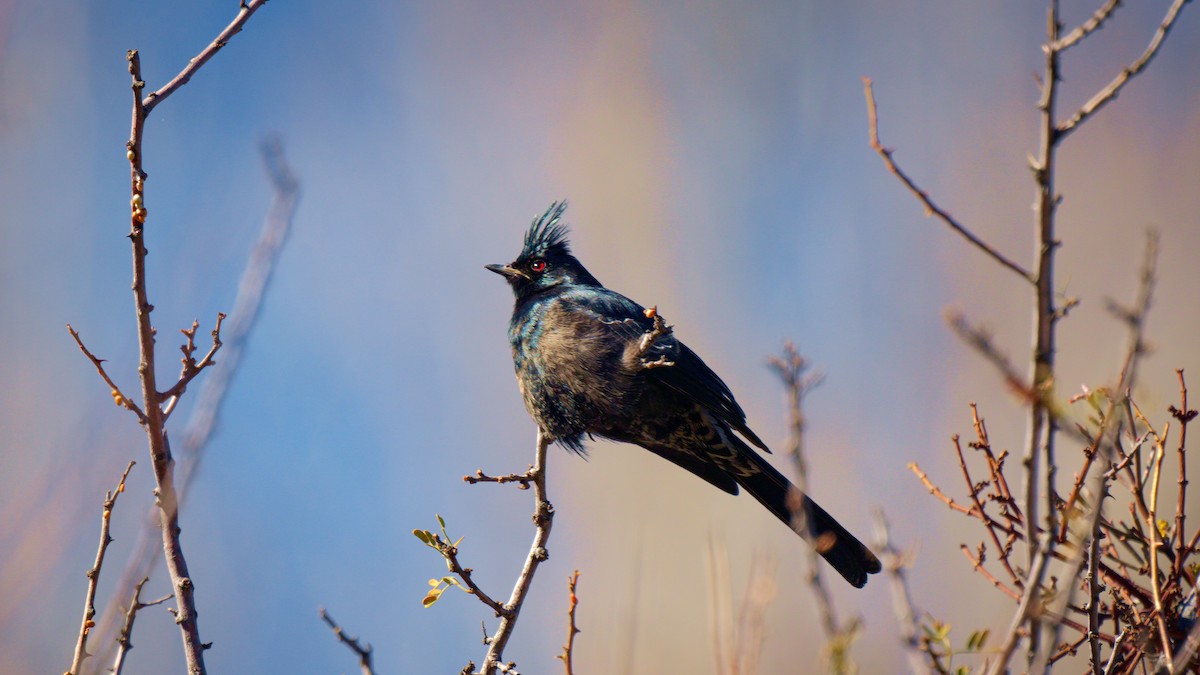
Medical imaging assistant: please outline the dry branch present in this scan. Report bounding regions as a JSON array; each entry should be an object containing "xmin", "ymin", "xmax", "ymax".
[{"xmin": 319, "ymin": 607, "xmax": 376, "ymax": 675}]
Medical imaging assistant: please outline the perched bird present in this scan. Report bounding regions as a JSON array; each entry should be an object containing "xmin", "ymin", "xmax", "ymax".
[{"xmin": 486, "ymin": 202, "xmax": 881, "ymax": 588}]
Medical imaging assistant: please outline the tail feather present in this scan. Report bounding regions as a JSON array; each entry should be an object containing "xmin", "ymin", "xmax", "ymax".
[{"xmin": 737, "ymin": 449, "xmax": 882, "ymax": 588}]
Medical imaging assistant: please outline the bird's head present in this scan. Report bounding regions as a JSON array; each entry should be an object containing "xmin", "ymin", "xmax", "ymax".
[{"xmin": 486, "ymin": 201, "xmax": 600, "ymax": 297}]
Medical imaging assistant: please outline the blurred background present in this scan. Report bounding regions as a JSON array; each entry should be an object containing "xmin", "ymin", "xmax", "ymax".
[{"xmin": 1, "ymin": 1, "xmax": 1197, "ymax": 672}]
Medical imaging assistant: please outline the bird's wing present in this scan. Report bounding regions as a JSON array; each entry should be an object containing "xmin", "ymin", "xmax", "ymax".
[{"xmin": 568, "ymin": 289, "xmax": 768, "ymax": 452}]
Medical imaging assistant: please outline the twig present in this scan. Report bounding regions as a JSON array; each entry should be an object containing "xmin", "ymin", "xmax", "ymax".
[
  {"xmin": 861, "ymin": 77, "xmax": 1034, "ymax": 283},
  {"xmin": 1057, "ymin": 0, "xmax": 1192, "ymax": 139},
  {"xmin": 91, "ymin": 139, "xmax": 300, "ymax": 664},
  {"xmin": 1088, "ymin": 520, "xmax": 1102, "ymax": 675},
  {"xmin": 66, "ymin": 326, "xmax": 147, "ymax": 423},
  {"xmin": 943, "ymin": 310, "xmax": 1036, "ymax": 403},
  {"xmin": 557, "ymin": 571, "xmax": 581, "ymax": 675},
  {"xmin": 480, "ymin": 431, "xmax": 556, "ymax": 674},
  {"xmin": 160, "ymin": 313, "xmax": 227, "ymax": 416},
  {"xmin": 111, "ymin": 577, "xmax": 172, "ymax": 675},
  {"xmin": 464, "ymin": 469, "xmax": 534, "ymax": 489},
  {"xmin": 1170, "ymin": 370, "xmax": 1194, "ymax": 582},
  {"xmin": 140, "ymin": 0, "xmax": 271, "ymax": 115},
  {"xmin": 1054, "ymin": 0, "xmax": 1123, "ymax": 51},
  {"xmin": 871, "ymin": 510, "xmax": 932, "ymax": 675},
  {"xmin": 1146, "ymin": 431, "xmax": 1175, "ymax": 671},
  {"xmin": 319, "ymin": 607, "xmax": 376, "ymax": 675},
  {"xmin": 768, "ymin": 344, "xmax": 842, "ymax": 637},
  {"xmin": 67, "ymin": 461, "xmax": 135, "ymax": 675}
]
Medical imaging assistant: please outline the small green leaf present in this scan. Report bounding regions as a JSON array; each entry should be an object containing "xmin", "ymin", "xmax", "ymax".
[
  {"xmin": 413, "ymin": 529, "xmax": 431, "ymax": 544},
  {"xmin": 1157, "ymin": 519, "xmax": 1170, "ymax": 539},
  {"xmin": 437, "ymin": 513, "xmax": 446, "ymax": 530},
  {"xmin": 954, "ymin": 667, "xmax": 970, "ymax": 675}
]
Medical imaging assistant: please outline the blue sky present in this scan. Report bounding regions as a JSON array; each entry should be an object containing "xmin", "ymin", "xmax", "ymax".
[{"xmin": 1, "ymin": 1, "xmax": 1197, "ymax": 672}]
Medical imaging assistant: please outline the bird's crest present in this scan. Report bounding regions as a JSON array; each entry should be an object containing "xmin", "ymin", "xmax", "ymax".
[{"xmin": 522, "ymin": 201, "xmax": 571, "ymax": 259}]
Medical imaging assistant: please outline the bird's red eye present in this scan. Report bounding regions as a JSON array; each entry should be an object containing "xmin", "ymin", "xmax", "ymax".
[{"xmin": 530, "ymin": 259, "xmax": 546, "ymax": 273}]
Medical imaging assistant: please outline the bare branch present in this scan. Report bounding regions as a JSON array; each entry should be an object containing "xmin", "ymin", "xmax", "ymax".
[
  {"xmin": 140, "ymin": 0, "xmax": 272, "ymax": 115},
  {"xmin": 481, "ymin": 431, "xmax": 556, "ymax": 674},
  {"xmin": 1057, "ymin": 0, "xmax": 1192, "ymax": 139},
  {"xmin": 91, "ymin": 139, "xmax": 300, "ymax": 664},
  {"xmin": 66, "ymin": 325, "xmax": 147, "ymax": 423},
  {"xmin": 861, "ymin": 77, "xmax": 1034, "ymax": 283},
  {"xmin": 1054, "ymin": 0, "xmax": 1123, "ymax": 51},
  {"xmin": 319, "ymin": 607, "xmax": 375, "ymax": 675},
  {"xmin": 160, "ymin": 313, "xmax": 226, "ymax": 416},
  {"xmin": 67, "ymin": 461, "xmax": 135, "ymax": 675},
  {"xmin": 464, "ymin": 469, "xmax": 534, "ymax": 489},
  {"xmin": 871, "ymin": 510, "xmax": 932, "ymax": 675},
  {"xmin": 111, "ymin": 577, "xmax": 172, "ymax": 675},
  {"xmin": 556, "ymin": 571, "xmax": 581, "ymax": 675}
]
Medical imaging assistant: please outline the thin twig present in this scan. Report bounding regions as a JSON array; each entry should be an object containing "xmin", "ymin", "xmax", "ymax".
[
  {"xmin": 1170, "ymin": 370, "xmax": 1194, "ymax": 582},
  {"xmin": 67, "ymin": 461, "xmax": 135, "ymax": 675},
  {"xmin": 872, "ymin": 510, "xmax": 932, "ymax": 675},
  {"xmin": 1146, "ymin": 432, "xmax": 1175, "ymax": 671},
  {"xmin": 160, "ymin": 313, "xmax": 227, "ymax": 416},
  {"xmin": 1057, "ymin": 0, "xmax": 1192, "ymax": 139},
  {"xmin": 1054, "ymin": 0, "xmax": 1123, "ymax": 51},
  {"xmin": 464, "ymin": 469, "xmax": 534, "ymax": 489},
  {"xmin": 66, "ymin": 326, "xmax": 147, "ymax": 423},
  {"xmin": 319, "ymin": 607, "xmax": 376, "ymax": 675},
  {"xmin": 480, "ymin": 431, "xmax": 556, "ymax": 674},
  {"xmin": 768, "ymin": 344, "xmax": 842, "ymax": 637},
  {"xmin": 91, "ymin": 139, "xmax": 300, "ymax": 664},
  {"xmin": 111, "ymin": 577, "xmax": 172, "ymax": 675},
  {"xmin": 861, "ymin": 77, "xmax": 1034, "ymax": 284},
  {"xmin": 140, "ymin": 0, "xmax": 271, "ymax": 115},
  {"xmin": 557, "ymin": 571, "xmax": 581, "ymax": 675}
]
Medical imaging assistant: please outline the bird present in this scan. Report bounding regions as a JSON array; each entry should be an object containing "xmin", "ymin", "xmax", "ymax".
[{"xmin": 486, "ymin": 201, "xmax": 882, "ymax": 588}]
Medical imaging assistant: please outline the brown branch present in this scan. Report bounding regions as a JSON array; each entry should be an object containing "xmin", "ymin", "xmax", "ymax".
[
  {"xmin": 140, "ymin": 0, "xmax": 271, "ymax": 115},
  {"xmin": 111, "ymin": 577, "xmax": 172, "ymax": 675},
  {"xmin": 1053, "ymin": 0, "xmax": 1123, "ymax": 51},
  {"xmin": 67, "ymin": 461, "xmax": 135, "ymax": 675},
  {"xmin": 480, "ymin": 431, "xmax": 556, "ymax": 674},
  {"xmin": 557, "ymin": 570, "xmax": 581, "ymax": 675},
  {"xmin": 768, "ymin": 343, "xmax": 843, "ymax": 638},
  {"xmin": 943, "ymin": 310, "xmax": 1037, "ymax": 403},
  {"xmin": 1056, "ymin": 0, "xmax": 1192, "ymax": 139},
  {"xmin": 1146, "ymin": 433, "xmax": 1175, "ymax": 672},
  {"xmin": 861, "ymin": 77, "xmax": 1035, "ymax": 283},
  {"xmin": 160, "ymin": 313, "xmax": 227, "ymax": 415},
  {"xmin": 66, "ymin": 325, "xmax": 147, "ymax": 422},
  {"xmin": 872, "ymin": 510, "xmax": 932, "ymax": 675},
  {"xmin": 91, "ymin": 139, "xmax": 300, "ymax": 664},
  {"xmin": 962, "ymin": 544, "xmax": 1021, "ymax": 602},
  {"xmin": 464, "ymin": 469, "xmax": 534, "ymax": 489},
  {"xmin": 954, "ymin": 434, "xmax": 1022, "ymax": 586},
  {"xmin": 125, "ymin": 49, "xmax": 209, "ymax": 672},
  {"xmin": 1170, "ymin": 369, "xmax": 1194, "ymax": 581},
  {"xmin": 319, "ymin": 607, "xmax": 375, "ymax": 675}
]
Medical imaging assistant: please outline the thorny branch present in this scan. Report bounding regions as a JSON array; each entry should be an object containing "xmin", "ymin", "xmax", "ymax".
[
  {"xmin": 319, "ymin": 607, "xmax": 376, "ymax": 675},
  {"xmin": 66, "ymin": 326, "xmax": 147, "ymax": 422},
  {"xmin": 67, "ymin": 461, "xmax": 135, "ymax": 675},
  {"xmin": 91, "ymin": 139, "xmax": 299, "ymax": 665},
  {"xmin": 556, "ymin": 570, "xmax": 581, "ymax": 675},
  {"xmin": 871, "ymin": 510, "xmax": 932, "ymax": 675},
  {"xmin": 111, "ymin": 577, "xmax": 171, "ymax": 675},
  {"xmin": 861, "ymin": 77, "xmax": 1035, "ymax": 284}
]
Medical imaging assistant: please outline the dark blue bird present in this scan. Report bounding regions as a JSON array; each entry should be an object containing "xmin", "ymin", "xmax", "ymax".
[{"xmin": 487, "ymin": 202, "xmax": 881, "ymax": 588}]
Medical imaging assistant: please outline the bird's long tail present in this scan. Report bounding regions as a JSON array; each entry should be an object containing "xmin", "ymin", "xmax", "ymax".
[{"xmin": 736, "ymin": 449, "xmax": 882, "ymax": 588}]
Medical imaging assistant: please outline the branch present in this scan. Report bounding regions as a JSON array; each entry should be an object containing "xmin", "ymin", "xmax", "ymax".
[
  {"xmin": 871, "ymin": 510, "xmax": 932, "ymax": 675},
  {"xmin": 66, "ymin": 326, "xmax": 147, "ymax": 423},
  {"xmin": 1057, "ymin": 0, "xmax": 1192, "ymax": 140},
  {"xmin": 319, "ymin": 607, "xmax": 376, "ymax": 675},
  {"xmin": 111, "ymin": 577, "xmax": 172, "ymax": 675},
  {"xmin": 140, "ymin": 0, "xmax": 272, "ymax": 115},
  {"xmin": 67, "ymin": 460, "xmax": 135, "ymax": 675},
  {"xmin": 464, "ymin": 469, "xmax": 534, "ymax": 489},
  {"xmin": 861, "ymin": 77, "xmax": 1035, "ymax": 284},
  {"xmin": 91, "ymin": 139, "xmax": 300, "ymax": 664},
  {"xmin": 160, "ymin": 313, "xmax": 227, "ymax": 416},
  {"xmin": 1053, "ymin": 0, "xmax": 1123, "ymax": 51},
  {"xmin": 767, "ymin": 344, "xmax": 843, "ymax": 638},
  {"xmin": 556, "ymin": 571, "xmax": 581, "ymax": 675},
  {"xmin": 480, "ymin": 430, "xmax": 556, "ymax": 674}
]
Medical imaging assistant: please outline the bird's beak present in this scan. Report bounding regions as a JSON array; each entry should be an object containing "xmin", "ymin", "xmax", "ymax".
[{"xmin": 485, "ymin": 263, "xmax": 527, "ymax": 281}]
